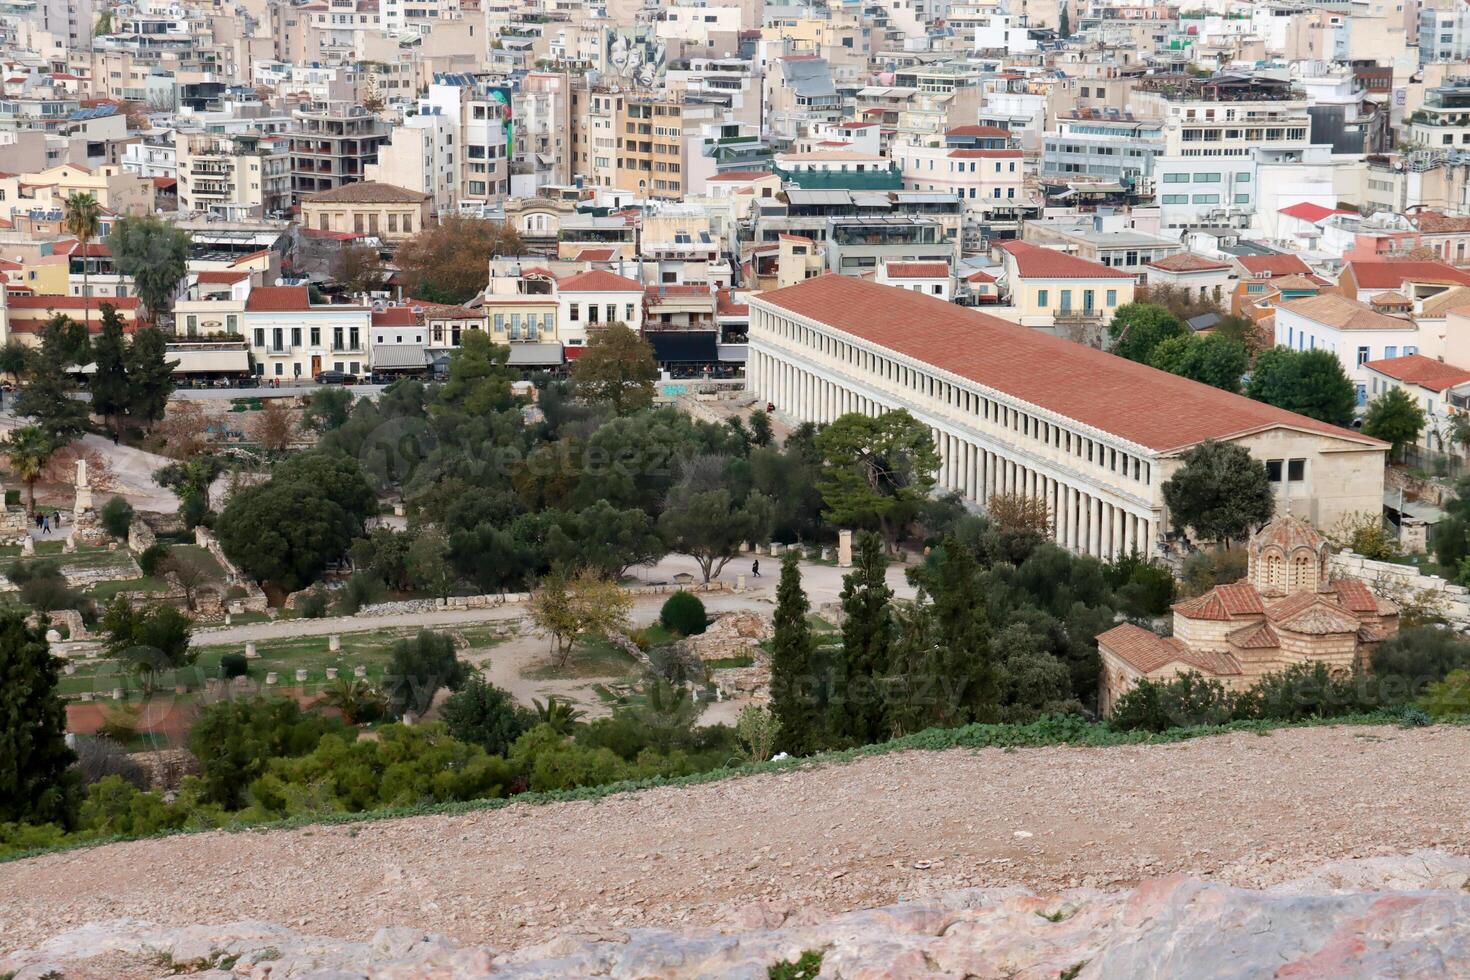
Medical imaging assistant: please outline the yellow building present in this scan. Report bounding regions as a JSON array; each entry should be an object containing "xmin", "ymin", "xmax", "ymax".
[
  {"xmin": 0, "ymin": 163, "xmax": 153, "ymax": 216},
  {"xmin": 299, "ymin": 181, "xmax": 433, "ymax": 244},
  {"xmin": 615, "ymin": 96, "xmax": 688, "ymax": 200},
  {"xmin": 997, "ymin": 241, "xmax": 1136, "ymax": 333}
]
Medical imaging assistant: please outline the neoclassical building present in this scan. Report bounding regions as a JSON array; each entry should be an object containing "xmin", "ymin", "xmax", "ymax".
[
  {"xmin": 1096, "ymin": 515, "xmax": 1400, "ymax": 715},
  {"xmin": 746, "ymin": 274, "xmax": 1388, "ymax": 562}
]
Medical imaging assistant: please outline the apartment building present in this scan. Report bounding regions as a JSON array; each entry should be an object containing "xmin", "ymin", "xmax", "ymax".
[
  {"xmin": 174, "ymin": 130, "xmax": 291, "ymax": 219},
  {"xmin": 1041, "ymin": 111, "xmax": 1166, "ymax": 194},
  {"xmin": 290, "ymin": 102, "xmax": 390, "ymax": 197},
  {"xmin": 615, "ymin": 95, "xmax": 694, "ymax": 201},
  {"xmin": 299, "ymin": 181, "xmax": 432, "ymax": 244}
]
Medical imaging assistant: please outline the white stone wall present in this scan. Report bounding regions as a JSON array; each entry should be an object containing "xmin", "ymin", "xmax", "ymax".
[{"xmin": 1330, "ymin": 551, "xmax": 1470, "ymax": 626}]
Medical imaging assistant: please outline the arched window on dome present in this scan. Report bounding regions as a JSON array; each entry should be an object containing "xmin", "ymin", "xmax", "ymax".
[
  {"xmin": 1264, "ymin": 553, "xmax": 1285, "ymax": 592},
  {"xmin": 1292, "ymin": 553, "xmax": 1314, "ymax": 591}
]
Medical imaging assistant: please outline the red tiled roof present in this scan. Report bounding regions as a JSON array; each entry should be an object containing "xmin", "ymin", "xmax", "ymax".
[
  {"xmin": 1332, "ymin": 576, "xmax": 1380, "ymax": 614},
  {"xmin": 1345, "ymin": 259, "xmax": 1470, "ymax": 290},
  {"xmin": 1362, "ymin": 353, "xmax": 1470, "ymax": 392},
  {"xmin": 885, "ymin": 261, "xmax": 949, "ymax": 279},
  {"xmin": 1411, "ymin": 211, "xmax": 1470, "ymax": 234},
  {"xmin": 557, "ymin": 269, "xmax": 643, "ymax": 292},
  {"xmin": 1228, "ymin": 622, "xmax": 1280, "ymax": 650},
  {"xmin": 73, "ymin": 242, "xmax": 110, "ymax": 257},
  {"xmin": 999, "ymin": 241, "xmax": 1133, "ymax": 280},
  {"xmin": 195, "ymin": 270, "xmax": 250, "ymax": 285},
  {"xmin": 372, "ymin": 307, "xmax": 420, "ymax": 327},
  {"xmin": 574, "ymin": 247, "xmax": 616, "ymax": 262},
  {"xmin": 1172, "ymin": 582, "xmax": 1265, "ymax": 621},
  {"xmin": 7, "ymin": 294, "xmax": 139, "ymax": 311},
  {"xmin": 966, "ymin": 269, "xmax": 996, "ymax": 283},
  {"xmin": 1098, "ymin": 623, "xmax": 1243, "ymax": 676},
  {"xmin": 716, "ymin": 287, "xmax": 749, "ymax": 316},
  {"xmin": 1149, "ymin": 252, "xmax": 1231, "ymax": 273},
  {"xmin": 1237, "ymin": 254, "xmax": 1312, "ymax": 278},
  {"xmin": 1279, "ymin": 202, "xmax": 1344, "ymax": 223},
  {"xmin": 152, "ymin": 177, "xmax": 177, "ymax": 189},
  {"xmin": 753, "ymin": 275, "xmax": 1387, "ymax": 453},
  {"xmin": 245, "ymin": 285, "xmax": 311, "ymax": 312}
]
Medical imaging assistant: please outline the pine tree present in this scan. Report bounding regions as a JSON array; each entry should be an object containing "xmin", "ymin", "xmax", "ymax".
[
  {"xmin": 830, "ymin": 530, "xmax": 893, "ymax": 744},
  {"xmin": 770, "ymin": 551, "xmax": 822, "ymax": 755},
  {"xmin": 0, "ymin": 611, "xmax": 79, "ymax": 826},
  {"xmin": 930, "ymin": 536, "xmax": 999, "ymax": 725},
  {"xmin": 15, "ymin": 322, "xmax": 89, "ymax": 442},
  {"xmin": 90, "ymin": 303, "xmax": 130, "ymax": 441},
  {"xmin": 126, "ymin": 327, "xmax": 178, "ymax": 430}
]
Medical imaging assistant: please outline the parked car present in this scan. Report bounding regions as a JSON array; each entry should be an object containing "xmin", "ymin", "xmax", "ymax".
[{"xmin": 315, "ymin": 370, "xmax": 358, "ymax": 386}]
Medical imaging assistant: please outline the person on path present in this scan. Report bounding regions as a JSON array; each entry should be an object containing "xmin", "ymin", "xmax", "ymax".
[
  {"xmin": 41, "ymin": 516, "xmax": 49, "ymax": 533},
  {"xmin": 752, "ymin": 559, "xmax": 761, "ymax": 577}
]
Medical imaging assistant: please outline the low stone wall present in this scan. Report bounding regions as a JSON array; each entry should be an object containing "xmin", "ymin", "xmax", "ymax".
[
  {"xmin": 126, "ymin": 517, "xmax": 156, "ymax": 553},
  {"xmin": 358, "ymin": 581, "xmax": 732, "ymax": 617},
  {"xmin": 1386, "ymin": 467, "xmax": 1452, "ymax": 509},
  {"xmin": 1331, "ymin": 551, "xmax": 1470, "ymax": 625}
]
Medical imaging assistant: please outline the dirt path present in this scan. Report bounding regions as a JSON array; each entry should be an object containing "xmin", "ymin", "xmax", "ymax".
[{"xmin": 3, "ymin": 724, "xmax": 1467, "ymax": 956}]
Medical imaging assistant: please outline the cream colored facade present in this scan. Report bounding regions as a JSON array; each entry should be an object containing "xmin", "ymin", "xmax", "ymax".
[
  {"xmin": 747, "ymin": 281, "xmax": 1387, "ymax": 563},
  {"xmin": 299, "ymin": 184, "xmax": 432, "ymax": 244},
  {"xmin": 5, "ymin": 163, "xmax": 152, "ymax": 217}
]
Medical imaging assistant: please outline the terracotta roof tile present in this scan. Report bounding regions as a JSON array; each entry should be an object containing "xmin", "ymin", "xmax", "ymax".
[
  {"xmin": 1000, "ymin": 241, "xmax": 1133, "ymax": 280},
  {"xmin": 1278, "ymin": 293, "xmax": 1413, "ymax": 331},
  {"xmin": 753, "ymin": 276, "xmax": 1387, "ymax": 453},
  {"xmin": 557, "ymin": 269, "xmax": 643, "ymax": 292},
  {"xmin": 1149, "ymin": 252, "xmax": 1232, "ymax": 273},
  {"xmin": 1279, "ymin": 202, "xmax": 1345, "ymax": 223},
  {"xmin": 1237, "ymin": 254, "xmax": 1312, "ymax": 277},
  {"xmin": 1363, "ymin": 354, "xmax": 1470, "ymax": 392},
  {"xmin": 302, "ymin": 181, "xmax": 431, "ymax": 205},
  {"xmin": 245, "ymin": 285, "xmax": 311, "ymax": 312},
  {"xmin": 1345, "ymin": 260, "xmax": 1470, "ymax": 290},
  {"xmin": 885, "ymin": 261, "xmax": 949, "ymax": 279},
  {"xmin": 1228, "ymin": 622, "xmax": 1280, "ymax": 650},
  {"xmin": 1332, "ymin": 576, "xmax": 1382, "ymax": 614}
]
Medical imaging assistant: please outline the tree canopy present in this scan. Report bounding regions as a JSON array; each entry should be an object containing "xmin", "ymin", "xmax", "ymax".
[
  {"xmin": 0, "ymin": 612, "xmax": 78, "ymax": 826},
  {"xmin": 1361, "ymin": 386, "xmax": 1425, "ymax": 461},
  {"xmin": 571, "ymin": 322, "xmax": 659, "ymax": 415},
  {"xmin": 814, "ymin": 410, "xmax": 938, "ymax": 549},
  {"xmin": 107, "ymin": 215, "xmax": 190, "ymax": 324},
  {"xmin": 1107, "ymin": 303, "xmax": 1188, "ymax": 363},
  {"xmin": 394, "ymin": 216, "xmax": 524, "ymax": 304},
  {"xmin": 1245, "ymin": 346, "xmax": 1357, "ymax": 426},
  {"xmin": 1147, "ymin": 332, "xmax": 1248, "ymax": 392},
  {"xmin": 1161, "ymin": 439, "xmax": 1275, "ymax": 544}
]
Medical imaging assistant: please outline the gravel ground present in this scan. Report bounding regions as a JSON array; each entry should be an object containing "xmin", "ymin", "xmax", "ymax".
[{"xmin": 2, "ymin": 724, "xmax": 1467, "ymax": 957}]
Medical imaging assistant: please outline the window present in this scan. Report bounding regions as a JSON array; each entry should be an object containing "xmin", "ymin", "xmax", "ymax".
[
  {"xmin": 1106, "ymin": 289, "xmax": 1117, "ymax": 306},
  {"xmin": 570, "ymin": 304, "xmax": 580, "ymax": 321},
  {"xmin": 1357, "ymin": 346, "xmax": 1369, "ymax": 365},
  {"xmin": 1036, "ymin": 288, "xmax": 1048, "ymax": 307},
  {"xmin": 1163, "ymin": 173, "xmax": 1189, "ymax": 183},
  {"xmin": 1287, "ymin": 459, "xmax": 1305, "ymax": 482},
  {"xmin": 310, "ymin": 327, "xmax": 320, "ymax": 346},
  {"xmin": 1234, "ymin": 194, "xmax": 1250, "ymax": 204},
  {"xmin": 1356, "ymin": 383, "xmax": 1367, "ymax": 407},
  {"xmin": 291, "ymin": 328, "xmax": 301, "ymax": 347},
  {"xmin": 1236, "ymin": 172, "xmax": 1250, "ymax": 182},
  {"xmin": 1192, "ymin": 172, "xmax": 1220, "ymax": 182},
  {"xmin": 1386, "ymin": 346, "xmax": 1399, "ymax": 358},
  {"xmin": 1266, "ymin": 459, "xmax": 1283, "ymax": 482},
  {"xmin": 253, "ymin": 328, "xmax": 265, "ymax": 348},
  {"xmin": 1162, "ymin": 194, "xmax": 1188, "ymax": 204},
  {"xmin": 1192, "ymin": 194, "xmax": 1220, "ymax": 204}
]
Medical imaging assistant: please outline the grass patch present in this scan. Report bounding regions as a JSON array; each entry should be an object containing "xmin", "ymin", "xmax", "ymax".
[
  {"xmin": 83, "ymin": 576, "xmax": 170, "ymax": 603},
  {"xmin": 704, "ymin": 655, "xmax": 754, "ymax": 670},
  {"xmin": 1, "ymin": 710, "xmax": 1440, "ymax": 865},
  {"xmin": 522, "ymin": 635, "xmax": 639, "ymax": 680},
  {"xmin": 769, "ymin": 951, "xmax": 823, "ymax": 979}
]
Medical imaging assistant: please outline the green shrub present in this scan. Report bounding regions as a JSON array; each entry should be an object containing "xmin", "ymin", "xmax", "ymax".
[
  {"xmin": 138, "ymin": 543, "xmax": 171, "ymax": 577},
  {"xmin": 441, "ymin": 674, "xmax": 533, "ymax": 756},
  {"xmin": 99, "ymin": 496, "xmax": 134, "ymax": 539},
  {"xmin": 187, "ymin": 698, "xmax": 345, "ymax": 808},
  {"xmin": 296, "ymin": 590, "xmax": 328, "ymax": 619},
  {"xmin": 220, "ymin": 652, "xmax": 249, "ymax": 679},
  {"xmin": 1421, "ymin": 669, "xmax": 1470, "ymax": 718},
  {"xmin": 334, "ymin": 572, "xmax": 383, "ymax": 616},
  {"xmin": 660, "ymin": 590, "xmax": 707, "ymax": 636},
  {"xmin": 769, "ymin": 951, "xmax": 823, "ymax": 980},
  {"xmin": 180, "ymin": 491, "xmax": 210, "ymax": 530},
  {"xmin": 1233, "ymin": 662, "xmax": 1375, "ymax": 721},
  {"xmin": 1108, "ymin": 672, "xmax": 1237, "ymax": 732},
  {"xmin": 4, "ymin": 489, "xmax": 19, "ymax": 507},
  {"xmin": 1371, "ymin": 626, "xmax": 1470, "ymax": 701}
]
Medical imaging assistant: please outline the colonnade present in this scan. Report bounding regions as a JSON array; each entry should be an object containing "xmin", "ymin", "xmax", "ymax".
[{"xmin": 747, "ymin": 347, "xmax": 1155, "ymax": 561}]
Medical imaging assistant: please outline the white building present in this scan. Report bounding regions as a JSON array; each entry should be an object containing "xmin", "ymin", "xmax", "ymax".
[
  {"xmin": 244, "ymin": 285, "xmax": 373, "ymax": 381},
  {"xmin": 1274, "ymin": 293, "xmax": 1424, "ymax": 408}
]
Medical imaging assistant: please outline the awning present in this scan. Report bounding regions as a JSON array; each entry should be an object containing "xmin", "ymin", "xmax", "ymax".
[
  {"xmin": 506, "ymin": 342, "xmax": 564, "ymax": 366},
  {"xmin": 370, "ymin": 344, "xmax": 429, "ymax": 370},
  {"xmin": 717, "ymin": 343, "xmax": 748, "ymax": 363},
  {"xmin": 170, "ymin": 348, "xmax": 250, "ymax": 374},
  {"xmin": 648, "ymin": 332, "xmax": 717, "ymax": 364}
]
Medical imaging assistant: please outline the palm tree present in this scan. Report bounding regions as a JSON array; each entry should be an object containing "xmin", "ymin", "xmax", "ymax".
[
  {"xmin": 6, "ymin": 424, "xmax": 53, "ymax": 514},
  {"xmin": 62, "ymin": 192, "xmax": 101, "ymax": 331},
  {"xmin": 318, "ymin": 676, "xmax": 386, "ymax": 725},
  {"xmin": 531, "ymin": 696, "xmax": 585, "ymax": 734}
]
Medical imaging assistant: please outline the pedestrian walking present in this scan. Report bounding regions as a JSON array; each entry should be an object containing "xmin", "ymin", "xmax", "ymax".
[
  {"xmin": 41, "ymin": 516, "xmax": 49, "ymax": 533},
  {"xmin": 752, "ymin": 559, "xmax": 761, "ymax": 578}
]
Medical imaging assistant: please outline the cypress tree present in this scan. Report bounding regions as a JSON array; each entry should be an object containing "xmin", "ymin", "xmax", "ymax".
[
  {"xmin": 830, "ymin": 530, "xmax": 893, "ymax": 744},
  {"xmin": 770, "ymin": 551, "xmax": 821, "ymax": 755},
  {"xmin": 930, "ymin": 536, "xmax": 999, "ymax": 724},
  {"xmin": 126, "ymin": 326, "xmax": 178, "ymax": 429},
  {"xmin": 90, "ymin": 303, "xmax": 130, "ymax": 441},
  {"xmin": 0, "ymin": 612, "xmax": 79, "ymax": 826}
]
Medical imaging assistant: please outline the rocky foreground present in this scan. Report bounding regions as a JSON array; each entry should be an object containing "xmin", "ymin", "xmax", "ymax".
[{"xmin": 4, "ymin": 851, "xmax": 1470, "ymax": 978}]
